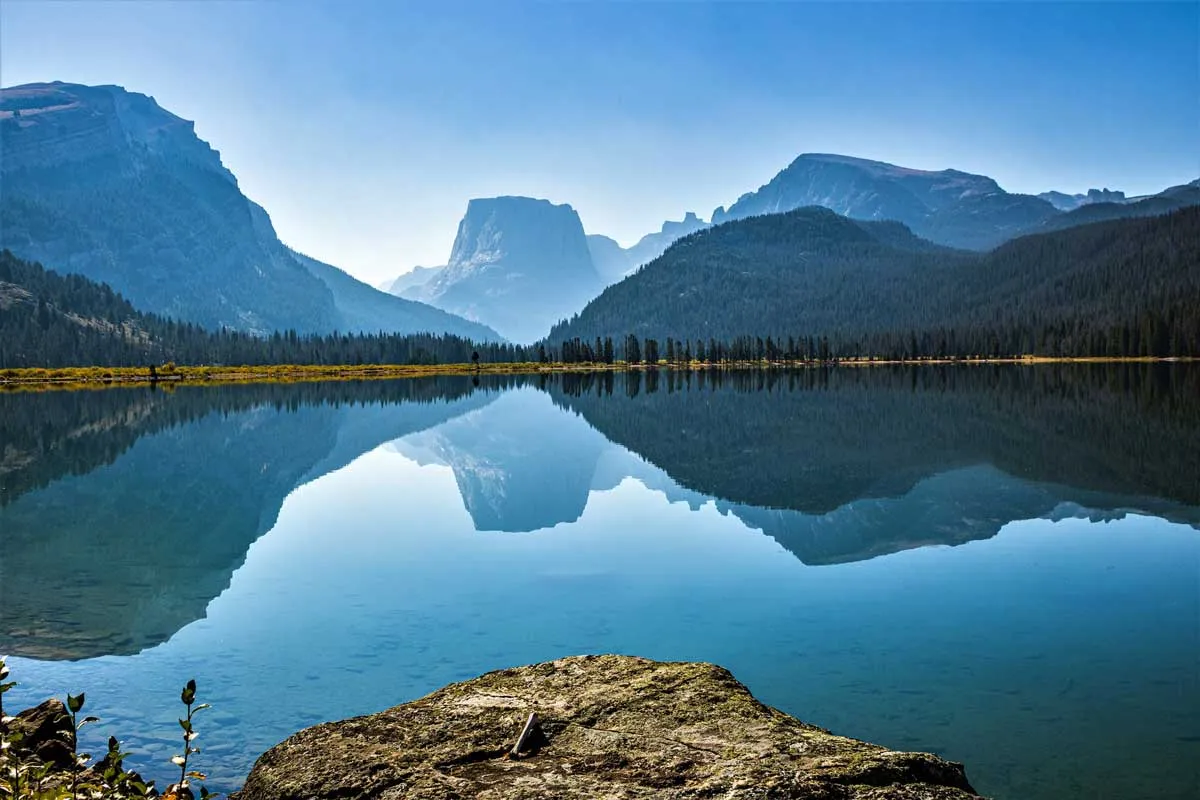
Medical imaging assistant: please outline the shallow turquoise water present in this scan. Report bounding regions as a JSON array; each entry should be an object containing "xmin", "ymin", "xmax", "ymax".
[{"xmin": 2, "ymin": 368, "xmax": 1198, "ymax": 798}]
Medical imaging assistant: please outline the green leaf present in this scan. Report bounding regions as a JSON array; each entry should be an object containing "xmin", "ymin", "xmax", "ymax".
[
  {"xmin": 179, "ymin": 718, "xmax": 193, "ymax": 732},
  {"xmin": 192, "ymin": 703, "xmax": 212, "ymax": 713},
  {"xmin": 67, "ymin": 692, "xmax": 85, "ymax": 713},
  {"xmin": 181, "ymin": 679, "xmax": 197, "ymax": 705},
  {"xmin": 79, "ymin": 715, "xmax": 101, "ymax": 728}
]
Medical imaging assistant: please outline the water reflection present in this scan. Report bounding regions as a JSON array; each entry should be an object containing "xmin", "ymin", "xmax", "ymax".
[
  {"xmin": 2, "ymin": 366, "xmax": 1198, "ymax": 660},
  {"xmin": 1, "ymin": 366, "xmax": 1198, "ymax": 799}
]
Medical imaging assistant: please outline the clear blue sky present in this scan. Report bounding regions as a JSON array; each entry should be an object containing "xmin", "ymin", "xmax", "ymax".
[{"xmin": 2, "ymin": 1, "xmax": 1197, "ymax": 283}]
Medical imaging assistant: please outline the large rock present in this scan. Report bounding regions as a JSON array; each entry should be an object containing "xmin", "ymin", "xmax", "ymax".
[
  {"xmin": 234, "ymin": 655, "xmax": 981, "ymax": 799},
  {"xmin": 4, "ymin": 699, "xmax": 76, "ymax": 770}
]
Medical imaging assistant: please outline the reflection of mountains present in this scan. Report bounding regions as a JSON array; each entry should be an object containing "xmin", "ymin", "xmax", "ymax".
[
  {"xmin": 541, "ymin": 366, "xmax": 1200, "ymax": 560},
  {"xmin": 0, "ymin": 378, "xmax": 518, "ymax": 660},
  {"xmin": 385, "ymin": 367, "xmax": 1200, "ymax": 563},
  {"xmin": 4, "ymin": 365, "xmax": 1198, "ymax": 660}
]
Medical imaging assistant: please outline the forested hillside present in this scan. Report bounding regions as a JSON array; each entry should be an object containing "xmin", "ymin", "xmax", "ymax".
[
  {"xmin": 0, "ymin": 250, "xmax": 530, "ymax": 369},
  {"xmin": 548, "ymin": 206, "xmax": 1200, "ymax": 360}
]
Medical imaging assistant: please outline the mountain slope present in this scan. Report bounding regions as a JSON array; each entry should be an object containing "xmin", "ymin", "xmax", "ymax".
[
  {"xmin": 591, "ymin": 212, "xmax": 710, "ymax": 281},
  {"xmin": 711, "ymin": 153, "xmax": 1060, "ymax": 250},
  {"xmin": 1036, "ymin": 182, "xmax": 1200, "ymax": 233},
  {"xmin": 381, "ymin": 265, "xmax": 445, "ymax": 299},
  {"xmin": 0, "ymin": 250, "xmax": 514, "ymax": 369},
  {"xmin": 419, "ymin": 196, "xmax": 603, "ymax": 342},
  {"xmin": 0, "ymin": 82, "xmax": 489, "ymax": 338},
  {"xmin": 287, "ymin": 248, "xmax": 497, "ymax": 339},
  {"xmin": 548, "ymin": 206, "xmax": 1200, "ymax": 357}
]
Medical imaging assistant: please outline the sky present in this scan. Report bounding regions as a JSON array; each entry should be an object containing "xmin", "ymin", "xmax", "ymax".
[{"xmin": 2, "ymin": 1, "xmax": 1197, "ymax": 284}]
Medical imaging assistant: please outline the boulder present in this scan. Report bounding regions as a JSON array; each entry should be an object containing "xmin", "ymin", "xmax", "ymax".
[
  {"xmin": 5, "ymin": 698, "xmax": 76, "ymax": 769},
  {"xmin": 234, "ymin": 655, "xmax": 981, "ymax": 799}
]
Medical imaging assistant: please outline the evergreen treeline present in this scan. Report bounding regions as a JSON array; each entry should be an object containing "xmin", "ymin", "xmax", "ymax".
[
  {"xmin": 0, "ymin": 250, "xmax": 534, "ymax": 369},
  {"xmin": 548, "ymin": 206, "xmax": 1200, "ymax": 360},
  {"xmin": 5, "ymin": 205, "xmax": 1198, "ymax": 370}
]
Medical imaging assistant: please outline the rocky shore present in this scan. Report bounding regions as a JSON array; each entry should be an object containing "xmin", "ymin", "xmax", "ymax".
[{"xmin": 234, "ymin": 655, "xmax": 982, "ymax": 799}]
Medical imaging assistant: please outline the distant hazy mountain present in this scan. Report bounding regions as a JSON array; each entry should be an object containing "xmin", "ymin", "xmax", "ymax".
[
  {"xmin": 0, "ymin": 82, "xmax": 492, "ymax": 338},
  {"xmin": 1038, "ymin": 188, "xmax": 1127, "ymax": 211},
  {"xmin": 286, "ymin": 248, "xmax": 496, "ymax": 339},
  {"xmin": 1036, "ymin": 181, "xmax": 1200, "ymax": 233},
  {"xmin": 711, "ymin": 153, "xmax": 1060, "ymax": 250},
  {"xmin": 585, "ymin": 235, "xmax": 630, "ymax": 283},
  {"xmin": 417, "ymin": 196, "xmax": 603, "ymax": 342},
  {"xmin": 587, "ymin": 212, "xmax": 710, "ymax": 282},
  {"xmin": 380, "ymin": 264, "xmax": 445, "ymax": 299}
]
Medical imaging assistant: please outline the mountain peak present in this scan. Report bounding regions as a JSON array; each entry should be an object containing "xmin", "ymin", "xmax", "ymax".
[
  {"xmin": 0, "ymin": 82, "xmax": 232, "ymax": 181},
  {"xmin": 419, "ymin": 195, "xmax": 601, "ymax": 341},
  {"xmin": 711, "ymin": 151, "xmax": 1042, "ymax": 248}
]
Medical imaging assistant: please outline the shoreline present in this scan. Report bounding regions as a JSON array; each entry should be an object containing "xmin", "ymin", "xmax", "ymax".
[{"xmin": 1, "ymin": 356, "xmax": 1194, "ymax": 391}]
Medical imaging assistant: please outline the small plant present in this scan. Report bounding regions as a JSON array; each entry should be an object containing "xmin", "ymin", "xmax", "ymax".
[
  {"xmin": 0, "ymin": 658, "xmax": 217, "ymax": 800},
  {"xmin": 165, "ymin": 680, "xmax": 213, "ymax": 800}
]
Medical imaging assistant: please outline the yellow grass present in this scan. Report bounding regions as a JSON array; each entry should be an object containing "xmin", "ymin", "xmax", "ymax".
[{"xmin": 1, "ymin": 356, "xmax": 1194, "ymax": 393}]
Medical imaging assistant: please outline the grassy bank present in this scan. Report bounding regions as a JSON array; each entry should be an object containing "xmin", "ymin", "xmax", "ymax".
[{"xmin": 1, "ymin": 356, "xmax": 1194, "ymax": 392}]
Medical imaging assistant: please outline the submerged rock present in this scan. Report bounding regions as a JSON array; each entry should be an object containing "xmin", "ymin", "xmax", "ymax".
[{"xmin": 234, "ymin": 655, "xmax": 981, "ymax": 799}]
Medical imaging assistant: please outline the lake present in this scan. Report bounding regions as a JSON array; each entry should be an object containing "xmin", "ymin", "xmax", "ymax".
[{"xmin": 2, "ymin": 365, "xmax": 1198, "ymax": 799}]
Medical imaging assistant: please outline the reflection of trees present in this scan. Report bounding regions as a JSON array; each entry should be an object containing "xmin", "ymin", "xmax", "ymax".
[{"xmin": 549, "ymin": 364, "xmax": 1200, "ymax": 512}]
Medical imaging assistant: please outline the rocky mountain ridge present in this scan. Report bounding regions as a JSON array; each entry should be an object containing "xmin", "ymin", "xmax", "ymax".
[{"xmin": 0, "ymin": 82, "xmax": 496, "ymax": 339}]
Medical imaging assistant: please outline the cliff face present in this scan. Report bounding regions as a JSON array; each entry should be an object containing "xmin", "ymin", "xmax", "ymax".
[
  {"xmin": 234, "ymin": 655, "xmax": 980, "ymax": 800},
  {"xmin": 420, "ymin": 197, "xmax": 603, "ymax": 342},
  {"xmin": 0, "ymin": 82, "xmax": 492, "ymax": 338},
  {"xmin": 0, "ymin": 82, "xmax": 340, "ymax": 333}
]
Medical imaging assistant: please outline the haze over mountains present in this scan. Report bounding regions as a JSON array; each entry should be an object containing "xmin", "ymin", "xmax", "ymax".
[
  {"xmin": 383, "ymin": 155, "xmax": 1197, "ymax": 344},
  {"xmin": 1, "ymin": 80, "xmax": 1197, "ymax": 350},
  {"xmin": 0, "ymin": 82, "xmax": 498, "ymax": 340}
]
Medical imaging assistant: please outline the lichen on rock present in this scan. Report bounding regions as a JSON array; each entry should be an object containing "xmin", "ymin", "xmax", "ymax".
[{"xmin": 234, "ymin": 654, "xmax": 982, "ymax": 799}]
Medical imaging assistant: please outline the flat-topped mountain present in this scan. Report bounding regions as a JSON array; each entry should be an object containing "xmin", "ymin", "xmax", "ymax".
[
  {"xmin": 711, "ymin": 153, "xmax": 1058, "ymax": 250},
  {"xmin": 0, "ymin": 82, "xmax": 494, "ymax": 339},
  {"xmin": 417, "ymin": 196, "xmax": 603, "ymax": 342}
]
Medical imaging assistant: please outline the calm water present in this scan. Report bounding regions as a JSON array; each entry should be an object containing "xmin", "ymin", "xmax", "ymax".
[{"xmin": 2, "ymin": 366, "xmax": 1198, "ymax": 799}]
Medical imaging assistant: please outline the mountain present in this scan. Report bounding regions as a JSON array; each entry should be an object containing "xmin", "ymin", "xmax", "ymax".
[
  {"xmin": 1037, "ymin": 188, "xmax": 1127, "ymax": 211},
  {"xmin": 548, "ymin": 205, "xmax": 1200, "ymax": 357},
  {"xmin": 1036, "ymin": 182, "xmax": 1200, "ymax": 233},
  {"xmin": 585, "ymin": 235, "xmax": 630, "ymax": 283},
  {"xmin": 0, "ymin": 82, "xmax": 490, "ymax": 338},
  {"xmin": 0, "ymin": 250, "xmax": 510, "ymax": 369},
  {"xmin": 380, "ymin": 265, "xmax": 445, "ymax": 299},
  {"xmin": 286, "ymin": 249, "xmax": 495, "ymax": 339},
  {"xmin": 711, "ymin": 153, "xmax": 1060, "ymax": 250},
  {"xmin": 587, "ymin": 212, "xmax": 710, "ymax": 282},
  {"xmin": 417, "ymin": 196, "xmax": 603, "ymax": 342}
]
